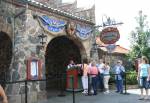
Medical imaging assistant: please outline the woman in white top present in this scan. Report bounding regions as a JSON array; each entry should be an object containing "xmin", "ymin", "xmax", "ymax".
[
  {"xmin": 103, "ymin": 62, "xmax": 110, "ymax": 94},
  {"xmin": 81, "ymin": 59, "xmax": 89, "ymax": 94}
]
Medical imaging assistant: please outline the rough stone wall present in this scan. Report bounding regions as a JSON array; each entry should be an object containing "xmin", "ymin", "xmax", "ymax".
[
  {"xmin": 0, "ymin": 0, "xmax": 40, "ymax": 95},
  {"xmin": 0, "ymin": 1, "xmax": 13, "ymax": 38},
  {"xmin": 34, "ymin": 0, "xmax": 95, "ymax": 23},
  {"xmin": 1, "ymin": 0, "xmax": 93, "ymax": 100},
  {"xmin": 0, "ymin": 1, "xmax": 47, "ymax": 102},
  {"xmin": 0, "ymin": 0, "xmax": 17, "ymax": 84}
]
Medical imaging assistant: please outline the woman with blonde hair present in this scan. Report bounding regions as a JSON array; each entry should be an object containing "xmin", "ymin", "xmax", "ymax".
[
  {"xmin": 103, "ymin": 62, "xmax": 111, "ymax": 94},
  {"xmin": 137, "ymin": 56, "xmax": 150, "ymax": 100}
]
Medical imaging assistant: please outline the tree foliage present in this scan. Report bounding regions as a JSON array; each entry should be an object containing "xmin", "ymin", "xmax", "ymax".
[
  {"xmin": 95, "ymin": 28, "xmax": 100, "ymax": 37},
  {"xmin": 128, "ymin": 11, "xmax": 150, "ymax": 60}
]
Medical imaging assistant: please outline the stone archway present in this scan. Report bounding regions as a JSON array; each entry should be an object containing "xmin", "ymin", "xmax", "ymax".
[
  {"xmin": 0, "ymin": 31, "xmax": 12, "ymax": 88},
  {"xmin": 45, "ymin": 35, "xmax": 86, "ymax": 89}
]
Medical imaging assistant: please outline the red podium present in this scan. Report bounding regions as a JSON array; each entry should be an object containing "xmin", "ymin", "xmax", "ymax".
[{"xmin": 66, "ymin": 69, "xmax": 82, "ymax": 91}]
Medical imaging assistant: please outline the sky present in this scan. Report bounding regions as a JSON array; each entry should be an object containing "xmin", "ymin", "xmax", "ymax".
[{"xmin": 62, "ymin": 0, "xmax": 150, "ymax": 50}]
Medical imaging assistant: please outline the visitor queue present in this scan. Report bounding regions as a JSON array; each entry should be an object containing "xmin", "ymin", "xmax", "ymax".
[{"xmin": 67, "ymin": 59, "xmax": 126, "ymax": 95}]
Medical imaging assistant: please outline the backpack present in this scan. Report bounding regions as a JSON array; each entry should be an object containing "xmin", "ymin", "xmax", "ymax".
[
  {"xmin": 78, "ymin": 64, "xmax": 83, "ymax": 76},
  {"xmin": 119, "ymin": 66, "xmax": 125, "ymax": 78}
]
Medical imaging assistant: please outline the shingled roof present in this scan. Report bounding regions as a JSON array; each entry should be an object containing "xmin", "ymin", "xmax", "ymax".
[
  {"xmin": 96, "ymin": 37, "xmax": 129, "ymax": 54},
  {"xmin": 5, "ymin": 0, "xmax": 95, "ymax": 25}
]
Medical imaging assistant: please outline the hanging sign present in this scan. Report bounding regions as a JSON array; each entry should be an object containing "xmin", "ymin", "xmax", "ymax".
[
  {"xmin": 100, "ymin": 27, "xmax": 120, "ymax": 44},
  {"xmin": 39, "ymin": 15, "xmax": 66, "ymax": 34},
  {"xmin": 106, "ymin": 44, "xmax": 116, "ymax": 53},
  {"xmin": 76, "ymin": 24, "xmax": 92, "ymax": 40}
]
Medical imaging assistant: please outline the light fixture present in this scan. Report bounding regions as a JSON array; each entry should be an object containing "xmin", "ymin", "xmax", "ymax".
[{"xmin": 38, "ymin": 33, "xmax": 47, "ymax": 48}]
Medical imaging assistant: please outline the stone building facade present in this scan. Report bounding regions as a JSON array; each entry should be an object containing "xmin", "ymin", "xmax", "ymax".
[
  {"xmin": 36, "ymin": 0, "xmax": 95, "ymax": 22},
  {"xmin": 96, "ymin": 38, "xmax": 129, "ymax": 67},
  {"xmin": 0, "ymin": 0, "xmax": 95, "ymax": 102}
]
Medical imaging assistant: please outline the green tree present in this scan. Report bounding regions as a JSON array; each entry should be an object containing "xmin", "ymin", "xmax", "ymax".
[
  {"xmin": 129, "ymin": 11, "xmax": 150, "ymax": 60},
  {"xmin": 95, "ymin": 28, "xmax": 100, "ymax": 37}
]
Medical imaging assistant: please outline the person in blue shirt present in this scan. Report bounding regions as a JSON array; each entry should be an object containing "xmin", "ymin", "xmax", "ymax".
[
  {"xmin": 137, "ymin": 56, "xmax": 150, "ymax": 100},
  {"xmin": 113, "ymin": 60, "xmax": 125, "ymax": 94}
]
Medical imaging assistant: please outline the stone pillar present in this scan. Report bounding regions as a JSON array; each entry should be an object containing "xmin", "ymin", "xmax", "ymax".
[{"xmin": 6, "ymin": 6, "xmax": 47, "ymax": 102}]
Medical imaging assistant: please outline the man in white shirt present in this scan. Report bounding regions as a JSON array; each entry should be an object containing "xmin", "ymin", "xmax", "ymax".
[
  {"xmin": 97, "ymin": 59, "xmax": 105, "ymax": 92},
  {"xmin": 67, "ymin": 60, "xmax": 75, "ymax": 69}
]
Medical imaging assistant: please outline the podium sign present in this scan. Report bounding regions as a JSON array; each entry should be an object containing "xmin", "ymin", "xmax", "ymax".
[{"xmin": 66, "ymin": 69, "xmax": 82, "ymax": 92}]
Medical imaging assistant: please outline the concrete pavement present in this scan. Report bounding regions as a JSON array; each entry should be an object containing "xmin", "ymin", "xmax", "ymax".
[{"xmin": 38, "ymin": 89, "xmax": 150, "ymax": 103}]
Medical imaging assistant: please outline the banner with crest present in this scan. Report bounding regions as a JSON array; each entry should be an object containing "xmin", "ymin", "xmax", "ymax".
[
  {"xmin": 76, "ymin": 24, "xmax": 93, "ymax": 40},
  {"xmin": 38, "ymin": 15, "xmax": 66, "ymax": 35}
]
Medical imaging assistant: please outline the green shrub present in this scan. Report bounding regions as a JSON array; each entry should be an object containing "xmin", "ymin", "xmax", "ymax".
[
  {"xmin": 108, "ymin": 70, "xmax": 137, "ymax": 85},
  {"xmin": 126, "ymin": 70, "xmax": 137, "ymax": 85},
  {"xmin": 109, "ymin": 74, "xmax": 115, "ymax": 84}
]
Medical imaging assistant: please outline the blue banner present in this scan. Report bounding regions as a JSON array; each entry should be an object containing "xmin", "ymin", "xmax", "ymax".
[
  {"xmin": 39, "ymin": 15, "xmax": 66, "ymax": 32},
  {"xmin": 76, "ymin": 24, "xmax": 92, "ymax": 40}
]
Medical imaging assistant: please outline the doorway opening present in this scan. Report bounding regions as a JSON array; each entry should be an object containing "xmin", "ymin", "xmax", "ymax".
[
  {"xmin": 0, "ymin": 31, "xmax": 12, "ymax": 88},
  {"xmin": 45, "ymin": 36, "xmax": 83, "ymax": 90}
]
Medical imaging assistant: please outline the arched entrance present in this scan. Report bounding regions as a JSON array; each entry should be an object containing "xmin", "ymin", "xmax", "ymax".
[
  {"xmin": 45, "ymin": 36, "xmax": 85, "ymax": 90},
  {"xmin": 0, "ymin": 31, "xmax": 12, "ymax": 88}
]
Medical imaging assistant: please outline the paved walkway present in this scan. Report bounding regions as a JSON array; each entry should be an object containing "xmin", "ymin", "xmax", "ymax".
[{"xmin": 38, "ymin": 89, "xmax": 150, "ymax": 103}]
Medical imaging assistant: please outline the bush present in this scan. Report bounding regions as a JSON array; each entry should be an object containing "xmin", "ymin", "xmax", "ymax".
[
  {"xmin": 109, "ymin": 74, "xmax": 115, "ymax": 84},
  {"xmin": 109, "ymin": 70, "xmax": 137, "ymax": 85},
  {"xmin": 126, "ymin": 70, "xmax": 137, "ymax": 85}
]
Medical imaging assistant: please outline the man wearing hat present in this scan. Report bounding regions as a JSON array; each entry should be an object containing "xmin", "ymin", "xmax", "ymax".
[{"xmin": 113, "ymin": 60, "xmax": 125, "ymax": 94}]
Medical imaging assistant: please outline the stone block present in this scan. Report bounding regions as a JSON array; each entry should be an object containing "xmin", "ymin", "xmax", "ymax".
[
  {"xmin": 28, "ymin": 92, "xmax": 37, "ymax": 103},
  {"xmin": 21, "ymin": 92, "xmax": 37, "ymax": 103},
  {"xmin": 29, "ymin": 28, "xmax": 36, "ymax": 35},
  {"xmin": 6, "ymin": 24, "xmax": 13, "ymax": 37},
  {"xmin": 1, "ymin": 24, "xmax": 7, "ymax": 33},
  {"xmin": 7, "ymin": 92, "xmax": 38, "ymax": 103},
  {"xmin": 37, "ymin": 91, "xmax": 47, "ymax": 101},
  {"xmin": 8, "ymin": 95, "xmax": 21, "ymax": 103},
  {"xmin": 0, "ymin": 23, "xmax": 2, "ymax": 31}
]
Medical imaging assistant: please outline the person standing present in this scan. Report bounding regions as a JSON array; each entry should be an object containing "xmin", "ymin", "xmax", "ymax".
[
  {"xmin": 88, "ymin": 61, "xmax": 99, "ymax": 95},
  {"xmin": 137, "ymin": 56, "xmax": 150, "ymax": 100},
  {"xmin": 0, "ymin": 85, "xmax": 8, "ymax": 103},
  {"xmin": 67, "ymin": 60, "xmax": 75, "ymax": 69},
  {"xmin": 97, "ymin": 59, "xmax": 105, "ymax": 92},
  {"xmin": 113, "ymin": 60, "xmax": 125, "ymax": 94},
  {"xmin": 103, "ymin": 62, "xmax": 111, "ymax": 94},
  {"xmin": 81, "ymin": 59, "xmax": 89, "ymax": 94},
  {"xmin": 87, "ymin": 59, "xmax": 94, "ymax": 94}
]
